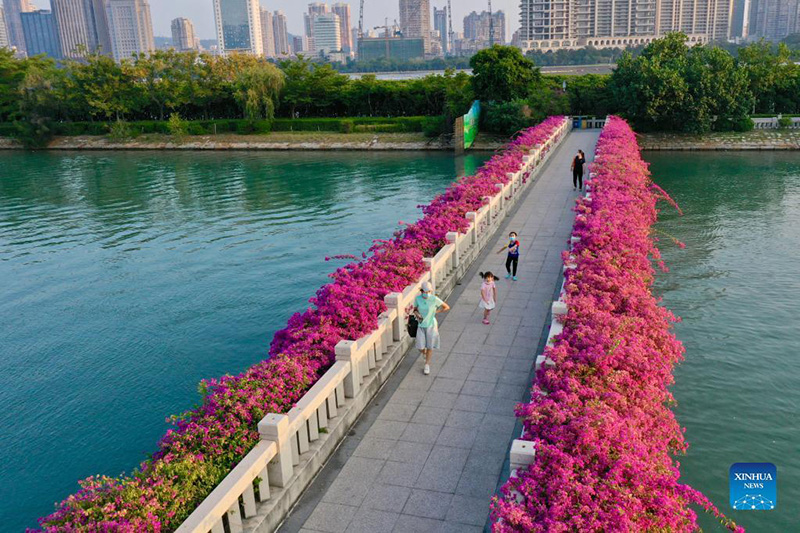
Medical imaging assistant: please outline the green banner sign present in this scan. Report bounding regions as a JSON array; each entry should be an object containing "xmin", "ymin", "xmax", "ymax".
[{"xmin": 463, "ymin": 100, "xmax": 480, "ymax": 150}]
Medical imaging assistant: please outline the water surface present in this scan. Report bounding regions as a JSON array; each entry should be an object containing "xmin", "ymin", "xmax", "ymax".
[
  {"xmin": 0, "ymin": 150, "xmax": 488, "ymax": 530},
  {"xmin": 649, "ymin": 152, "xmax": 799, "ymax": 531}
]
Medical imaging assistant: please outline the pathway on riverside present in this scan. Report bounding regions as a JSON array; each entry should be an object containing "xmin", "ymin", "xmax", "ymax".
[{"xmin": 280, "ymin": 130, "xmax": 601, "ymax": 533}]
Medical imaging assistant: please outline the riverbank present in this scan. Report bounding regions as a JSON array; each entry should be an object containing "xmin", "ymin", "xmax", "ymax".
[
  {"xmin": 0, "ymin": 132, "xmax": 508, "ymax": 152},
  {"xmin": 638, "ymin": 130, "xmax": 800, "ymax": 150}
]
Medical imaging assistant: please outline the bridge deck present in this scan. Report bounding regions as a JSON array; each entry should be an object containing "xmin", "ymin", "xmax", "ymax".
[{"xmin": 280, "ymin": 130, "xmax": 601, "ymax": 533}]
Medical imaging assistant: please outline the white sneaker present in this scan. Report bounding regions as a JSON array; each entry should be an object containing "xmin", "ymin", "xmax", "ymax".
[{"xmin": 423, "ymin": 364, "xmax": 431, "ymax": 375}]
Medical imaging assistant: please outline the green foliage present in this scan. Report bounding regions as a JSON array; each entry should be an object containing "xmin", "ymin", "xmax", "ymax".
[
  {"xmin": 109, "ymin": 120, "xmax": 135, "ymax": 140},
  {"xmin": 555, "ymin": 74, "xmax": 614, "ymax": 116},
  {"xmin": 470, "ymin": 45, "xmax": 540, "ymax": 102},
  {"xmin": 233, "ymin": 61, "xmax": 285, "ymax": 120},
  {"xmin": 778, "ymin": 116, "xmax": 793, "ymax": 129},
  {"xmin": 422, "ymin": 115, "xmax": 447, "ymax": 138},
  {"xmin": 730, "ymin": 117, "xmax": 755, "ymax": 132},
  {"xmin": 339, "ymin": 119, "xmax": 354, "ymax": 133},
  {"xmin": 526, "ymin": 45, "xmax": 645, "ymax": 66},
  {"xmin": 610, "ymin": 33, "xmax": 755, "ymax": 132},
  {"xmin": 167, "ymin": 113, "xmax": 189, "ymax": 138},
  {"xmin": 481, "ymin": 101, "xmax": 531, "ymax": 135}
]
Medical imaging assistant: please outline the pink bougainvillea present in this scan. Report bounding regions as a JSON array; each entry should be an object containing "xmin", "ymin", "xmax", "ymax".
[
  {"xmin": 35, "ymin": 117, "xmax": 568, "ymax": 532},
  {"xmin": 490, "ymin": 116, "xmax": 741, "ymax": 533}
]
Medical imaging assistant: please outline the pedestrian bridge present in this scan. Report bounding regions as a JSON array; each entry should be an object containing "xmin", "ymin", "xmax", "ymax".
[{"xmin": 176, "ymin": 126, "xmax": 601, "ymax": 533}]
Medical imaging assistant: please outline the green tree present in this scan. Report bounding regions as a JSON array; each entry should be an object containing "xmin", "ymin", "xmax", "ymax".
[
  {"xmin": 233, "ymin": 61, "xmax": 285, "ymax": 120},
  {"xmin": 470, "ymin": 45, "xmax": 540, "ymax": 102},
  {"xmin": 0, "ymin": 49, "xmax": 28, "ymax": 122},
  {"xmin": 70, "ymin": 53, "xmax": 138, "ymax": 120}
]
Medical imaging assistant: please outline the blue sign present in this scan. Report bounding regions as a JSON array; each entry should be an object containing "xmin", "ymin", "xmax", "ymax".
[{"xmin": 729, "ymin": 463, "xmax": 776, "ymax": 511}]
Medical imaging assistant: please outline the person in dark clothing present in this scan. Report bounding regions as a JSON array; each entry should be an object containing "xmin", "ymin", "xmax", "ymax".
[
  {"xmin": 496, "ymin": 231, "xmax": 521, "ymax": 280},
  {"xmin": 571, "ymin": 150, "xmax": 586, "ymax": 190}
]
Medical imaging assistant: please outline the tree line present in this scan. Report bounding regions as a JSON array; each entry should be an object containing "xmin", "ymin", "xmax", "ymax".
[{"xmin": 1, "ymin": 34, "xmax": 799, "ymax": 145}]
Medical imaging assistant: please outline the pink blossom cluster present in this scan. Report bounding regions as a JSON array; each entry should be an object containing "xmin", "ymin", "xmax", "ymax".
[
  {"xmin": 36, "ymin": 117, "xmax": 568, "ymax": 532},
  {"xmin": 490, "ymin": 116, "xmax": 741, "ymax": 532}
]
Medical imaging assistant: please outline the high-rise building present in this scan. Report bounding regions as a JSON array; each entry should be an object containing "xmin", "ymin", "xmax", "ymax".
[
  {"xmin": 0, "ymin": 8, "xmax": 9, "ymax": 49},
  {"xmin": 519, "ymin": 0, "xmax": 732, "ymax": 52},
  {"xmin": 399, "ymin": 0, "xmax": 431, "ymax": 52},
  {"xmin": 50, "ymin": 0, "xmax": 110, "ymax": 58},
  {"xmin": 750, "ymin": 0, "xmax": 800, "ymax": 41},
  {"xmin": 311, "ymin": 12, "xmax": 341, "ymax": 56},
  {"xmin": 171, "ymin": 17, "xmax": 197, "ymax": 51},
  {"xmin": 434, "ymin": 6, "xmax": 448, "ymax": 54},
  {"xmin": 730, "ymin": 0, "xmax": 752, "ymax": 38},
  {"xmin": 106, "ymin": 0, "xmax": 155, "ymax": 60},
  {"xmin": 259, "ymin": 8, "xmax": 275, "ymax": 57},
  {"xmin": 291, "ymin": 34, "xmax": 303, "ymax": 54},
  {"xmin": 350, "ymin": 26, "xmax": 359, "ymax": 55},
  {"xmin": 463, "ymin": 10, "xmax": 505, "ymax": 45},
  {"xmin": 3, "ymin": 0, "xmax": 35, "ymax": 54},
  {"xmin": 658, "ymin": 0, "xmax": 735, "ymax": 42},
  {"xmin": 331, "ymin": 3, "xmax": 352, "ymax": 56},
  {"xmin": 212, "ymin": 0, "xmax": 263, "ymax": 55},
  {"xmin": 304, "ymin": 3, "xmax": 328, "ymax": 53},
  {"xmin": 21, "ymin": 9, "xmax": 62, "ymax": 58},
  {"xmin": 273, "ymin": 10, "xmax": 290, "ymax": 55}
]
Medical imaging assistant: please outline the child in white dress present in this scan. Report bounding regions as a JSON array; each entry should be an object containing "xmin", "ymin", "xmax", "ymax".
[{"xmin": 479, "ymin": 272, "xmax": 497, "ymax": 325}]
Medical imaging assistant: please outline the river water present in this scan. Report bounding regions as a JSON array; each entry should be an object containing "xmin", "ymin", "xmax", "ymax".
[
  {"xmin": 0, "ymin": 150, "xmax": 489, "ymax": 531},
  {"xmin": 648, "ymin": 152, "xmax": 800, "ymax": 532}
]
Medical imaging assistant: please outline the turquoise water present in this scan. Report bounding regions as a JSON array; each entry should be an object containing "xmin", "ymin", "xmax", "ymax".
[
  {"xmin": 0, "ymin": 150, "xmax": 489, "ymax": 531},
  {"xmin": 648, "ymin": 152, "xmax": 800, "ymax": 532}
]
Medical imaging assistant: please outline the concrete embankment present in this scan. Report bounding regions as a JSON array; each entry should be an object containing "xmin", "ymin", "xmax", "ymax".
[
  {"xmin": 0, "ymin": 134, "xmax": 508, "ymax": 152},
  {"xmin": 639, "ymin": 130, "xmax": 800, "ymax": 150}
]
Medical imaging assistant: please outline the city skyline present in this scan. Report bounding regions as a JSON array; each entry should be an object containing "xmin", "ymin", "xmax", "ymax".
[{"xmin": 33, "ymin": 0, "xmax": 522, "ymax": 40}]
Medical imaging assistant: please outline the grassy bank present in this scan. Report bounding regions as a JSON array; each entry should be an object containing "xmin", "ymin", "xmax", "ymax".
[{"xmin": 638, "ymin": 130, "xmax": 800, "ymax": 150}]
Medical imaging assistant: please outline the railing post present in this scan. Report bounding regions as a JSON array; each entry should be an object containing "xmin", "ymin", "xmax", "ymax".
[
  {"xmin": 509, "ymin": 439, "xmax": 536, "ymax": 473},
  {"xmin": 384, "ymin": 292, "xmax": 403, "ymax": 342},
  {"xmin": 495, "ymin": 183, "xmax": 504, "ymax": 211},
  {"xmin": 446, "ymin": 232, "xmax": 459, "ymax": 269},
  {"xmin": 465, "ymin": 212, "xmax": 477, "ymax": 245},
  {"xmin": 258, "ymin": 414, "xmax": 293, "ymax": 488},
  {"xmin": 424, "ymin": 258, "xmax": 435, "ymax": 293},
  {"xmin": 335, "ymin": 340, "xmax": 360, "ymax": 398}
]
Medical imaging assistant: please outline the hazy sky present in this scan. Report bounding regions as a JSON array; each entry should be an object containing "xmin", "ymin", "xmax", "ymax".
[{"xmin": 35, "ymin": 1, "xmax": 521, "ymax": 40}]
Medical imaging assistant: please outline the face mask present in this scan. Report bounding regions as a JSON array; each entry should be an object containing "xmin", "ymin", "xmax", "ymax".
[
  {"xmin": 510, "ymin": 237, "xmax": 516, "ymax": 242},
  {"xmin": 422, "ymin": 293, "xmax": 430, "ymax": 299}
]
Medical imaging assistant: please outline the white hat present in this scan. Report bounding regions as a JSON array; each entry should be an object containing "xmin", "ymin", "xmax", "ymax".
[{"xmin": 421, "ymin": 281, "xmax": 432, "ymax": 292}]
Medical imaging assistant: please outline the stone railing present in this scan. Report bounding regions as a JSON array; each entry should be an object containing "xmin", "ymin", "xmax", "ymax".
[
  {"xmin": 507, "ymin": 118, "xmax": 607, "ymax": 492},
  {"xmin": 175, "ymin": 117, "xmax": 572, "ymax": 533},
  {"xmin": 753, "ymin": 116, "xmax": 800, "ymax": 129}
]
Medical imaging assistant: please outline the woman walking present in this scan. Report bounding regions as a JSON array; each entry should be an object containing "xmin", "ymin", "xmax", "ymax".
[
  {"xmin": 479, "ymin": 272, "xmax": 497, "ymax": 325},
  {"xmin": 497, "ymin": 231, "xmax": 521, "ymax": 281},
  {"xmin": 412, "ymin": 281, "xmax": 450, "ymax": 375},
  {"xmin": 571, "ymin": 150, "xmax": 586, "ymax": 191}
]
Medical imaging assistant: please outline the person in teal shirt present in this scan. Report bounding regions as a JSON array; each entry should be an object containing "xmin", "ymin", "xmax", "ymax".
[{"xmin": 412, "ymin": 281, "xmax": 450, "ymax": 375}]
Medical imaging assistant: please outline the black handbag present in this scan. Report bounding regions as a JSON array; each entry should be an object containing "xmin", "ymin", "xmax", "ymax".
[{"xmin": 407, "ymin": 314, "xmax": 419, "ymax": 338}]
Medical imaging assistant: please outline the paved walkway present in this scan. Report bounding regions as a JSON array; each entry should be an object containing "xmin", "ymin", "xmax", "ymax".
[{"xmin": 280, "ymin": 130, "xmax": 601, "ymax": 533}]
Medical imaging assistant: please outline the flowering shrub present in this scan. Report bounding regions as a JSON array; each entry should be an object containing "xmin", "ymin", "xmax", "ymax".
[
  {"xmin": 490, "ymin": 117, "xmax": 741, "ymax": 532},
  {"xmin": 36, "ymin": 118, "xmax": 568, "ymax": 531}
]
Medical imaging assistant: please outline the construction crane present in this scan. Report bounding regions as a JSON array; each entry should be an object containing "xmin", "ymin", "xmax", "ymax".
[
  {"xmin": 489, "ymin": 0, "xmax": 494, "ymax": 47},
  {"xmin": 358, "ymin": 0, "xmax": 365, "ymax": 39},
  {"xmin": 447, "ymin": 0, "xmax": 454, "ymax": 56},
  {"xmin": 373, "ymin": 19, "xmax": 393, "ymax": 59}
]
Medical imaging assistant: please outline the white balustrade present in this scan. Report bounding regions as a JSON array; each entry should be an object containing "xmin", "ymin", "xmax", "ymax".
[{"xmin": 178, "ymin": 118, "xmax": 572, "ymax": 533}]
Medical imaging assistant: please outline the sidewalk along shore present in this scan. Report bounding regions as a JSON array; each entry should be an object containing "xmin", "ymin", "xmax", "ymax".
[
  {"xmin": 638, "ymin": 130, "xmax": 800, "ymax": 150},
  {"xmin": 0, "ymin": 133, "xmax": 508, "ymax": 152}
]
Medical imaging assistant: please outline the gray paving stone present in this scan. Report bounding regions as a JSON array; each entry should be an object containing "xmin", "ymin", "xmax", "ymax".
[
  {"xmin": 459, "ymin": 380, "xmax": 495, "ymax": 397},
  {"xmin": 378, "ymin": 403, "xmax": 419, "ymax": 423},
  {"xmin": 424, "ymin": 445, "xmax": 470, "ymax": 471},
  {"xmin": 436, "ymin": 522, "xmax": 483, "ymax": 533},
  {"xmin": 305, "ymin": 502, "xmax": 358, "ymax": 533},
  {"xmin": 361, "ymin": 484, "xmax": 412, "ymax": 513},
  {"xmin": 486, "ymin": 397, "xmax": 521, "ymax": 416},
  {"xmin": 464, "ymin": 449, "xmax": 505, "ymax": 477},
  {"xmin": 444, "ymin": 409, "xmax": 483, "ymax": 429},
  {"xmin": 369, "ymin": 420, "xmax": 409, "ymax": 440},
  {"xmin": 445, "ymin": 495, "xmax": 490, "ymax": 526},
  {"xmin": 377, "ymin": 460, "xmax": 424, "ymax": 488},
  {"xmin": 390, "ymin": 389, "xmax": 426, "ymax": 407},
  {"xmin": 392, "ymin": 440, "xmax": 433, "ymax": 465},
  {"xmin": 493, "ymin": 383, "xmax": 527, "ymax": 400},
  {"xmin": 420, "ymin": 391, "xmax": 458, "ymax": 410},
  {"xmin": 403, "ymin": 489, "xmax": 453, "ymax": 520},
  {"xmin": 411, "ymin": 406, "xmax": 451, "ymax": 426},
  {"xmin": 353, "ymin": 437, "xmax": 398, "ymax": 460},
  {"xmin": 452, "ymin": 394, "xmax": 491, "ymax": 413},
  {"xmin": 429, "ymin": 377, "xmax": 464, "ymax": 394},
  {"xmin": 414, "ymin": 465, "xmax": 462, "ymax": 493},
  {"xmin": 400, "ymin": 423, "xmax": 442, "ymax": 444},
  {"xmin": 455, "ymin": 470, "xmax": 502, "ymax": 499},
  {"xmin": 393, "ymin": 515, "xmax": 444, "ymax": 533},
  {"xmin": 435, "ymin": 426, "xmax": 477, "ymax": 449},
  {"xmin": 347, "ymin": 509, "xmax": 399, "ymax": 533},
  {"xmin": 466, "ymin": 366, "xmax": 501, "ymax": 383}
]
